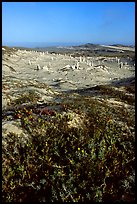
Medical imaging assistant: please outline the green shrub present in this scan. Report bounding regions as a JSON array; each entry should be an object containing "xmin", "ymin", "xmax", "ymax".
[{"xmin": 2, "ymin": 94, "xmax": 135, "ymax": 202}]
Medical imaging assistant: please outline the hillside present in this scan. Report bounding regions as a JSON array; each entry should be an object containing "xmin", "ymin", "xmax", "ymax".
[{"xmin": 2, "ymin": 46, "xmax": 135, "ymax": 202}]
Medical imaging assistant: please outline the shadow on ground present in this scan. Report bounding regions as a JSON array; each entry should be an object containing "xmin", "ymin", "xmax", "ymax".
[{"xmin": 62, "ymin": 76, "xmax": 135, "ymax": 96}]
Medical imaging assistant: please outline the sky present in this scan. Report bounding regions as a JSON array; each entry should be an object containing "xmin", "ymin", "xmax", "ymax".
[{"xmin": 2, "ymin": 2, "xmax": 135, "ymax": 47}]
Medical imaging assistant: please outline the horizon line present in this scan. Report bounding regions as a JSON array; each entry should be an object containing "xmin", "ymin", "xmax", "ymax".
[{"xmin": 2, "ymin": 41, "xmax": 135, "ymax": 48}]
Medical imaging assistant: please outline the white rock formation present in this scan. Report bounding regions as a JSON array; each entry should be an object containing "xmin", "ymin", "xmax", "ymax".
[
  {"xmin": 117, "ymin": 58, "xmax": 120, "ymax": 64},
  {"xmin": 72, "ymin": 65, "xmax": 76, "ymax": 70},
  {"xmin": 43, "ymin": 66, "xmax": 49, "ymax": 71},
  {"xmin": 28, "ymin": 60, "xmax": 31, "ymax": 65},
  {"xmin": 63, "ymin": 64, "xmax": 71, "ymax": 69},
  {"xmin": 76, "ymin": 61, "xmax": 79, "ymax": 69},
  {"xmin": 80, "ymin": 56, "xmax": 82, "ymax": 62},
  {"xmin": 83, "ymin": 57, "xmax": 85, "ymax": 62},
  {"xmin": 88, "ymin": 62, "xmax": 92, "ymax": 67}
]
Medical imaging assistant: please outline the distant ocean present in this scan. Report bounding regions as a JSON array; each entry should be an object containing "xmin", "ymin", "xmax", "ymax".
[
  {"xmin": 3, "ymin": 42, "xmax": 135, "ymax": 48},
  {"xmin": 2, "ymin": 42, "xmax": 86, "ymax": 48}
]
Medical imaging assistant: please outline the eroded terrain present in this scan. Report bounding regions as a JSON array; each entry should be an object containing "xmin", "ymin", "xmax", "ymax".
[{"xmin": 2, "ymin": 45, "xmax": 135, "ymax": 202}]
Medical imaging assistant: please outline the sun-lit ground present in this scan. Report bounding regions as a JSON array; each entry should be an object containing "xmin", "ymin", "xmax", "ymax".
[{"xmin": 2, "ymin": 46, "xmax": 135, "ymax": 202}]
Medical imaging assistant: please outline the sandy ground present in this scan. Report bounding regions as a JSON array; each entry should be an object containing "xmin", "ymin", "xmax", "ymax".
[
  {"xmin": 2, "ymin": 49, "xmax": 135, "ymax": 93},
  {"xmin": 100, "ymin": 44, "xmax": 135, "ymax": 52},
  {"xmin": 2, "ymin": 47, "xmax": 135, "ymax": 203},
  {"xmin": 2, "ymin": 47, "xmax": 135, "ymax": 114},
  {"xmin": 2, "ymin": 47, "xmax": 135, "ymax": 159}
]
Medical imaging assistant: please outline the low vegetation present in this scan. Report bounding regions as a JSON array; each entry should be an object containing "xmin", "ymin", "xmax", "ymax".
[{"xmin": 2, "ymin": 83, "xmax": 135, "ymax": 202}]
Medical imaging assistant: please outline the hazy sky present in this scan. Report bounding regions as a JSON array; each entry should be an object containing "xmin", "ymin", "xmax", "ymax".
[{"xmin": 2, "ymin": 2, "xmax": 135, "ymax": 47}]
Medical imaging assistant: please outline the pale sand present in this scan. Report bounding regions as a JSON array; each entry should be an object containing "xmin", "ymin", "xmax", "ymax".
[
  {"xmin": 2, "ymin": 47, "xmax": 135, "ymax": 139},
  {"xmin": 2, "ymin": 49, "xmax": 135, "ymax": 90}
]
